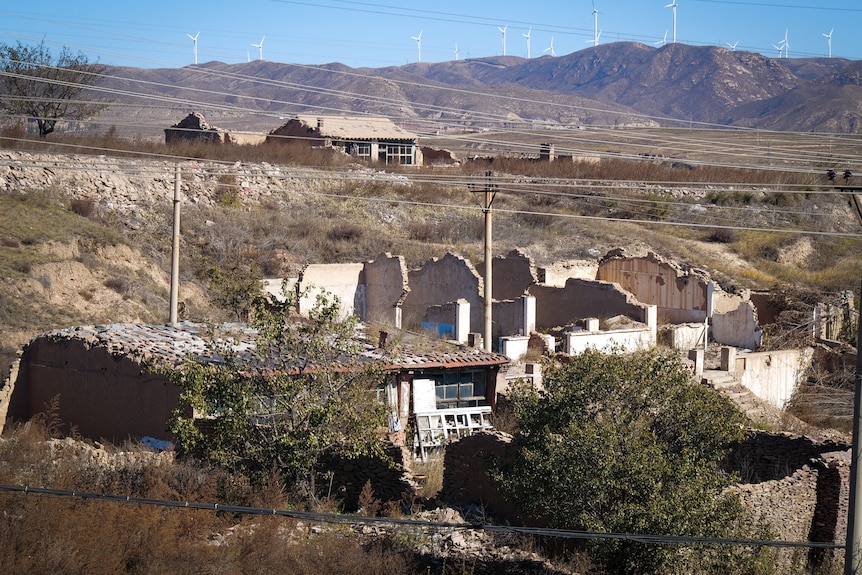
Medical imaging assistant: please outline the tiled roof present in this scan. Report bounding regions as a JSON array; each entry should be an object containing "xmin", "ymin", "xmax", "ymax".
[
  {"xmin": 366, "ymin": 347, "xmax": 509, "ymax": 370},
  {"xmin": 39, "ymin": 323, "xmax": 507, "ymax": 372},
  {"xmin": 44, "ymin": 322, "xmax": 255, "ymax": 366}
]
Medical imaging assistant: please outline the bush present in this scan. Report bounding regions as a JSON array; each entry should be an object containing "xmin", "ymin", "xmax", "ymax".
[
  {"xmin": 327, "ymin": 222, "xmax": 364, "ymax": 241},
  {"xmin": 497, "ymin": 349, "xmax": 772, "ymax": 574},
  {"xmin": 705, "ymin": 227, "xmax": 737, "ymax": 243}
]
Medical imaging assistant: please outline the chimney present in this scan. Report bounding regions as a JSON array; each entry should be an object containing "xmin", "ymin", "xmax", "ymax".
[{"xmin": 378, "ymin": 330, "xmax": 388, "ymax": 349}]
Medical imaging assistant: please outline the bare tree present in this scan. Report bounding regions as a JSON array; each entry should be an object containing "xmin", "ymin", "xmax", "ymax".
[{"xmin": 0, "ymin": 41, "xmax": 108, "ymax": 137}]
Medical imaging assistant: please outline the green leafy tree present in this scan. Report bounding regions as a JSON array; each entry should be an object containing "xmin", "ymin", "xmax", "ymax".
[
  {"xmin": 498, "ymin": 348, "xmax": 772, "ymax": 575},
  {"xmin": 203, "ymin": 262, "xmax": 263, "ymax": 321},
  {"xmin": 0, "ymin": 41, "xmax": 108, "ymax": 137},
  {"xmin": 166, "ymin": 285, "xmax": 388, "ymax": 497}
]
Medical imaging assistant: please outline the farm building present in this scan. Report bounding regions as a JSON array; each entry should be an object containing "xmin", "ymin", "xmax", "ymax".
[
  {"xmin": 0, "ymin": 322, "xmax": 507, "ymax": 456},
  {"xmin": 267, "ymin": 114, "xmax": 423, "ymax": 166}
]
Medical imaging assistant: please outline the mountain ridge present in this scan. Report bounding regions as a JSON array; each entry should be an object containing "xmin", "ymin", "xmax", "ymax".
[{"xmin": 96, "ymin": 42, "xmax": 862, "ymax": 136}]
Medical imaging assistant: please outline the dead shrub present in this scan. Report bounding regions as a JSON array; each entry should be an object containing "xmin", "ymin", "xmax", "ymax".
[
  {"xmin": 705, "ymin": 227, "xmax": 737, "ymax": 243},
  {"xmin": 69, "ymin": 198, "xmax": 97, "ymax": 218},
  {"xmin": 406, "ymin": 221, "xmax": 439, "ymax": 241},
  {"xmin": 327, "ymin": 222, "xmax": 364, "ymax": 242},
  {"xmin": 104, "ymin": 277, "xmax": 131, "ymax": 296}
]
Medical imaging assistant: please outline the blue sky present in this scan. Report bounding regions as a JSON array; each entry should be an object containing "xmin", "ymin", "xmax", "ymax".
[{"xmin": 1, "ymin": 1, "xmax": 858, "ymax": 69}]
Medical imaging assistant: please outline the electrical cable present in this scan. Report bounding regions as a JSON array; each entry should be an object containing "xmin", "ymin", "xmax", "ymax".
[{"xmin": 0, "ymin": 483, "xmax": 843, "ymax": 549}]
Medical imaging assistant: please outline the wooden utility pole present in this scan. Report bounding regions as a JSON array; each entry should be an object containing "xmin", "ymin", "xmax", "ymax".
[
  {"xmin": 169, "ymin": 165, "xmax": 181, "ymax": 324},
  {"xmin": 846, "ymin": 280, "xmax": 862, "ymax": 575}
]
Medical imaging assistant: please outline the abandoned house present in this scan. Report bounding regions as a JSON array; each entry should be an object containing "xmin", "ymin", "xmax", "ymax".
[
  {"xmin": 266, "ymin": 114, "xmax": 423, "ymax": 166},
  {"xmin": 164, "ymin": 112, "xmax": 226, "ymax": 145},
  {"xmin": 0, "ymin": 322, "xmax": 507, "ymax": 458}
]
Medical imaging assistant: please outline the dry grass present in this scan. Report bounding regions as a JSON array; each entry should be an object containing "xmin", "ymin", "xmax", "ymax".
[
  {"xmin": 0, "ymin": 417, "xmax": 425, "ymax": 574},
  {"xmin": 410, "ymin": 456, "xmax": 445, "ymax": 499}
]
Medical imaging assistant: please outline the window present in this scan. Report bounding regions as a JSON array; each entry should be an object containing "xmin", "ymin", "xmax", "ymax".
[
  {"xmin": 430, "ymin": 369, "xmax": 487, "ymax": 409},
  {"xmin": 380, "ymin": 143, "xmax": 414, "ymax": 165}
]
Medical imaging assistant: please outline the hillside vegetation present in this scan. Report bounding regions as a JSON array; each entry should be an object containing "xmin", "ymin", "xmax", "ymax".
[{"xmin": 1, "ymin": 130, "xmax": 860, "ymax": 379}]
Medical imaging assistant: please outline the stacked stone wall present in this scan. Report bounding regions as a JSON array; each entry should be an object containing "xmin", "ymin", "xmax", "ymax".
[{"xmin": 326, "ymin": 443, "xmax": 414, "ymax": 511}]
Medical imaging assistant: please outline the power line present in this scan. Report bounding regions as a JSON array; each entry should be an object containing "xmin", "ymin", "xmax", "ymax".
[{"xmin": 0, "ymin": 483, "xmax": 842, "ymax": 550}]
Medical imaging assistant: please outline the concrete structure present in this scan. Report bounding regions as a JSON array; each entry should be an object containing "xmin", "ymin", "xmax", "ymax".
[
  {"xmin": 267, "ymin": 115, "xmax": 422, "ymax": 166},
  {"xmin": 561, "ymin": 311, "xmax": 657, "ymax": 354},
  {"xmin": 659, "ymin": 321, "xmax": 709, "ymax": 350},
  {"xmin": 736, "ymin": 348, "xmax": 814, "ymax": 409},
  {"xmin": 1, "ymin": 323, "xmax": 508, "ymax": 445}
]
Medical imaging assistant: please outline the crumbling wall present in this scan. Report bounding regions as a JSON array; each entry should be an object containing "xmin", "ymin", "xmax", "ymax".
[
  {"xmin": 536, "ymin": 260, "xmax": 598, "ymax": 286},
  {"xmin": 712, "ymin": 300, "xmax": 762, "ymax": 349},
  {"xmin": 403, "ymin": 253, "xmax": 483, "ymax": 333},
  {"xmin": 529, "ymin": 278, "xmax": 649, "ymax": 331},
  {"xmin": 224, "ymin": 131, "xmax": 267, "ymax": 145},
  {"xmin": 164, "ymin": 112, "xmax": 224, "ymax": 145},
  {"xmin": 738, "ymin": 348, "xmax": 813, "ymax": 409},
  {"xmin": 564, "ymin": 326, "xmax": 653, "ymax": 354},
  {"xmin": 266, "ymin": 118, "xmax": 322, "ymax": 145},
  {"xmin": 658, "ymin": 322, "xmax": 708, "ymax": 349},
  {"xmin": 298, "ymin": 263, "xmax": 366, "ymax": 319},
  {"xmin": 597, "ymin": 250, "xmax": 711, "ymax": 323},
  {"xmin": 327, "ymin": 443, "xmax": 414, "ymax": 511},
  {"xmin": 479, "ymin": 249, "xmax": 536, "ymax": 301},
  {"xmin": 492, "ymin": 296, "xmax": 535, "ymax": 342},
  {"xmin": 439, "ymin": 431, "xmax": 538, "ymax": 526},
  {"xmin": 5, "ymin": 337, "xmax": 181, "ymax": 443},
  {"xmin": 364, "ymin": 253, "xmax": 409, "ymax": 327},
  {"xmin": 725, "ymin": 431, "xmax": 849, "ymax": 484}
]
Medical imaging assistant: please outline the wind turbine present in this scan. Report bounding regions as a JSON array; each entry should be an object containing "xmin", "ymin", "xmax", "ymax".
[
  {"xmin": 726, "ymin": 41, "xmax": 739, "ymax": 51},
  {"xmin": 523, "ymin": 28, "xmax": 531, "ymax": 58},
  {"xmin": 454, "ymin": 43, "xmax": 459, "ymax": 61},
  {"xmin": 411, "ymin": 30, "xmax": 422, "ymax": 62},
  {"xmin": 823, "ymin": 28, "xmax": 833, "ymax": 58},
  {"xmin": 543, "ymin": 36, "xmax": 556, "ymax": 57},
  {"xmin": 654, "ymin": 31, "xmax": 667, "ymax": 47},
  {"xmin": 498, "ymin": 25, "xmax": 508, "ymax": 56},
  {"xmin": 782, "ymin": 29, "xmax": 789, "ymax": 58},
  {"xmin": 665, "ymin": 1, "xmax": 678, "ymax": 44},
  {"xmin": 187, "ymin": 32, "xmax": 200, "ymax": 65},
  {"xmin": 772, "ymin": 43, "xmax": 783, "ymax": 59},
  {"xmin": 251, "ymin": 36, "xmax": 264, "ymax": 61},
  {"xmin": 591, "ymin": 1, "xmax": 601, "ymax": 47}
]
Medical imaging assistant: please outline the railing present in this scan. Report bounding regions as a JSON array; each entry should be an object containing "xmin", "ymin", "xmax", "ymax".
[{"xmin": 412, "ymin": 406, "xmax": 493, "ymax": 461}]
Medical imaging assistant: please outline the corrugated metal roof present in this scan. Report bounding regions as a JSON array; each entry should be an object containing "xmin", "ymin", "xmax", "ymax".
[
  {"xmin": 294, "ymin": 114, "xmax": 417, "ymax": 141},
  {"xmin": 39, "ymin": 323, "xmax": 507, "ymax": 372}
]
